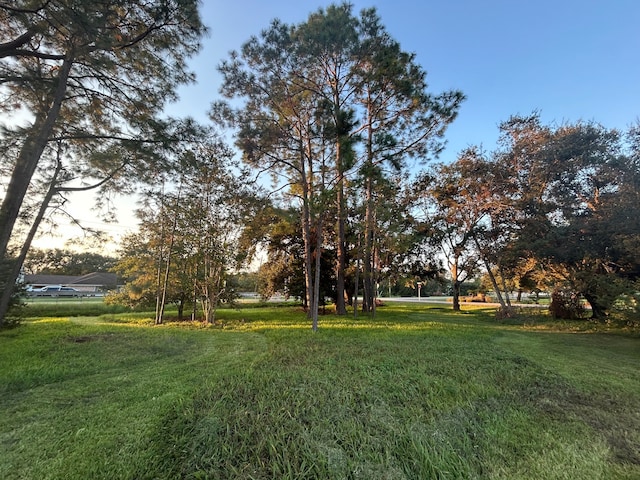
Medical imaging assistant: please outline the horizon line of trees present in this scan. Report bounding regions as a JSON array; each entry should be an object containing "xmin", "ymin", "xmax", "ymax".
[
  {"xmin": 2, "ymin": 2, "xmax": 639, "ymax": 328},
  {"xmin": 247, "ymin": 112, "xmax": 640, "ymax": 323}
]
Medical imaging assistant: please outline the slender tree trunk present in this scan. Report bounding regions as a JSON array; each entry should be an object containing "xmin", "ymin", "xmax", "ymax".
[
  {"xmin": 0, "ymin": 55, "xmax": 73, "ymax": 267},
  {"xmin": 335, "ymin": 172, "xmax": 347, "ymax": 314},
  {"xmin": 485, "ymin": 264, "xmax": 506, "ymax": 307},
  {"xmin": 362, "ymin": 176, "xmax": 375, "ymax": 313},
  {"xmin": 202, "ymin": 277, "xmax": 212, "ymax": 323},
  {"xmin": 353, "ymin": 233, "xmax": 361, "ymax": 319},
  {"xmin": 451, "ymin": 261, "xmax": 461, "ymax": 311},
  {"xmin": 0, "ymin": 162, "xmax": 62, "ymax": 325},
  {"xmin": 302, "ymin": 202, "xmax": 313, "ymax": 314},
  {"xmin": 203, "ymin": 261, "xmax": 223, "ymax": 324},
  {"xmin": 154, "ymin": 191, "xmax": 165, "ymax": 324},
  {"xmin": 157, "ymin": 235, "xmax": 174, "ymax": 325},
  {"xmin": 333, "ymin": 88, "xmax": 348, "ymax": 315},
  {"xmin": 311, "ymin": 217, "xmax": 322, "ymax": 332},
  {"xmin": 191, "ymin": 273, "xmax": 198, "ymax": 320},
  {"xmin": 156, "ymin": 185, "xmax": 181, "ymax": 325},
  {"xmin": 371, "ymin": 233, "xmax": 379, "ymax": 318},
  {"xmin": 360, "ymin": 95, "xmax": 378, "ymax": 314},
  {"xmin": 302, "ymin": 213, "xmax": 313, "ymax": 312},
  {"xmin": 361, "ymin": 96, "xmax": 376, "ymax": 313},
  {"xmin": 497, "ymin": 265, "xmax": 512, "ymax": 307},
  {"xmin": 177, "ymin": 294, "xmax": 185, "ymax": 321},
  {"xmin": 300, "ymin": 135, "xmax": 314, "ymax": 314},
  {"xmin": 472, "ymin": 235, "xmax": 506, "ymax": 309},
  {"xmin": 201, "ymin": 258, "xmax": 216, "ymax": 324}
]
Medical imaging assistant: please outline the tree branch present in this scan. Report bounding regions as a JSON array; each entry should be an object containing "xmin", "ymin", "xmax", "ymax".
[
  {"xmin": 0, "ymin": 48, "xmax": 66, "ymax": 60},
  {"xmin": 0, "ymin": 30, "xmax": 35, "ymax": 54},
  {"xmin": 55, "ymin": 162, "xmax": 129, "ymax": 194},
  {"xmin": 0, "ymin": 0, "xmax": 51, "ymax": 14}
]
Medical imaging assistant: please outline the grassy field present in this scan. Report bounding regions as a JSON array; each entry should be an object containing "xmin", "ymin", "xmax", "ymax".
[{"xmin": 0, "ymin": 303, "xmax": 638, "ymax": 479}]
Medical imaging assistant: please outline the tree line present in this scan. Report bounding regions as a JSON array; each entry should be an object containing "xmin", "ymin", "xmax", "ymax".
[
  {"xmin": 416, "ymin": 113, "xmax": 640, "ymax": 320},
  {"xmin": 2, "ymin": 2, "xmax": 639, "ymax": 327}
]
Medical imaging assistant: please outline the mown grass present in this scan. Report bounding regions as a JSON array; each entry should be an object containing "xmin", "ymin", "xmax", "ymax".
[
  {"xmin": 22, "ymin": 296, "xmax": 135, "ymax": 317},
  {"xmin": 0, "ymin": 303, "xmax": 638, "ymax": 479}
]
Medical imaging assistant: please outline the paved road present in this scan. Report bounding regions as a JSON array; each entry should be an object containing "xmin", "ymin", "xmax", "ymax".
[{"xmin": 383, "ymin": 296, "xmax": 548, "ymax": 308}]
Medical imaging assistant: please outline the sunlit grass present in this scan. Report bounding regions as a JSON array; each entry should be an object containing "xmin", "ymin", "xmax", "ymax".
[{"xmin": 1, "ymin": 302, "xmax": 638, "ymax": 479}]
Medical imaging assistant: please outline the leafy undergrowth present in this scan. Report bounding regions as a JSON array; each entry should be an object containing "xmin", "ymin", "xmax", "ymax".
[{"xmin": 0, "ymin": 303, "xmax": 638, "ymax": 479}]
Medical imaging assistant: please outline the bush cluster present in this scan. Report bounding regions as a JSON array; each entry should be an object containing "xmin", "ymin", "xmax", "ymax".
[{"xmin": 549, "ymin": 288, "xmax": 585, "ymax": 319}]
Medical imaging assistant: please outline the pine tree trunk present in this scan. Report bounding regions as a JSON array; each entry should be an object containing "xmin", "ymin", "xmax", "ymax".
[
  {"xmin": 0, "ymin": 164, "xmax": 61, "ymax": 325},
  {"xmin": 311, "ymin": 217, "xmax": 322, "ymax": 332},
  {"xmin": 301, "ymin": 141, "xmax": 314, "ymax": 316},
  {"xmin": 0, "ymin": 56, "xmax": 73, "ymax": 303},
  {"xmin": 353, "ymin": 233, "xmax": 361, "ymax": 319},
  {"xmin": 335, "ymin": 174, "xmax": 347, "ymax": 314},
  {"xmin": 371, "ymin": 238, "xmax": 379, "ymax": 318},
  {"xmin": 361, "ymin": 98, "xmax": 376, "ymax": 314},
  {"xmin": 362, "ymin": 176, "xmax": 375, "ymax": 313}
]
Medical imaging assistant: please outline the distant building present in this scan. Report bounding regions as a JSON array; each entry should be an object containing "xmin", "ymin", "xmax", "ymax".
[{"xmin": 24, "ymin": 272, "xmax": 119, "ymax": 295}]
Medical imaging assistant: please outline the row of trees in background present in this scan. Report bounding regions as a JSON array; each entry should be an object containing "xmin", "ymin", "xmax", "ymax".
[
  {"xmin": 3, "ymin": 2, "xmax": 639, "ymax": 327},
  {"xmin": 417, "ymin": 113, "xmax": 640, "ymax": 320},
  {"xmin": 21, "ymin": 249, "xmax": 116, "ymax": 276},
  {"xmin": 212, "ymin": 3, "xmax": 463, "ymax": 329},
  {"xmin": 249, "ymin": 113, "xmax": 640, "ymax": 323},
  {"xmin": 41, "ymin": 111, "xmax": 639, "ymax": 325}
]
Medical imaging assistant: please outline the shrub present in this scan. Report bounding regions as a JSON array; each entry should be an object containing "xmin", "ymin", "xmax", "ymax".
[
  {"xmin": 4, "ymin": 291, "xmax": 26, "ymax": 328},
  {"xmin": 610, "ymin": 289, "xmax": 640, "ymax": 327},
  {"xmin": 495, "ymin": 305, "xmax": 516, "ymax": 320},
  {"xmin": 549, "ymin": 288, "xmax": 585, "ymax": 319}
]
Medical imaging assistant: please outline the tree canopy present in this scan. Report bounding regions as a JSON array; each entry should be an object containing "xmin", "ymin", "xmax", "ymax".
[
  {"xmin": 0, "ymin": 0, "xmax": 207, "ymax": 325},
  {"xmin": 416, "ymin": 113, "xmax": 640, "ymax": 321},
  {"xmin": 212, "ymin": 3, "xmax": 463, "ymax": 327},
  {"xmin": 5, "ymin": 3, "xmax": 639, "ymax": 327}
]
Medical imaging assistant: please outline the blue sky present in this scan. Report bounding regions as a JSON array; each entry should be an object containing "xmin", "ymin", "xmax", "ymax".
[
  {"xmin": 167, "ymin": 0, "xmax": 640, "ymax": 162},
  {"xmin": 36, "ymin": 0, "xmax": 640, "ymax": 251}
]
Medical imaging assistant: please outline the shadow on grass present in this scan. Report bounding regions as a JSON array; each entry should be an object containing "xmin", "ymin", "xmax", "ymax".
[
  {"xmin": 142, "ymin": 303, "xmax": 640, "ymax": 479},
  {"xmin": 90, "ymin": 301, "xmax": 639, "ymax": 340},
  {"xmin": 4, "ymin": 301, "xmax": 639, "ymax": 479}
]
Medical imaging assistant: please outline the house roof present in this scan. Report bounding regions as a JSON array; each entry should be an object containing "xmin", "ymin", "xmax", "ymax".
[
  {"xmin": 25, "ymin": 272, "xmax": 118, "ymax": 286},
  {"xmin": 71, "ymin": 272, "xmax": 118, "ymax": 286},
  {"xmin": 25, "ymin": 274, "xmax": 78, "ymax": 285}
]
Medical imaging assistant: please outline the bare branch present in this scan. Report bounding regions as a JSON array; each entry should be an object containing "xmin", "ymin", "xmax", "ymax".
[
  {"xmin": 0, "ymin": 30, "xmax": 35, "ymax": 54},
  {"xmin": 0, "ymin": 0, "xmax": 51, "ymax": 14},
  {"xmin": 56, "ymin": 162, "xmax": 128, "ymax": 193},
  {"xmin": 0, "ymin": 48, "xmax": 65, "ymax": 60}
]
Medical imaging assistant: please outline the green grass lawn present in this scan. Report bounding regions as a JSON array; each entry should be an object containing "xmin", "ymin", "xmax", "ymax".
[{"xmin": 1, "ymin": 304, "xmax": 638, "ymax": 479}]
